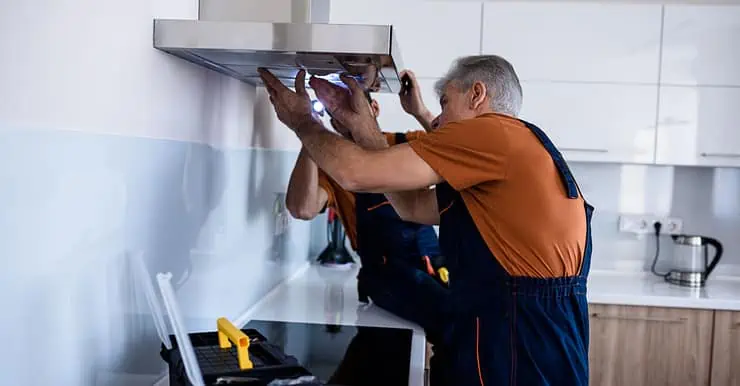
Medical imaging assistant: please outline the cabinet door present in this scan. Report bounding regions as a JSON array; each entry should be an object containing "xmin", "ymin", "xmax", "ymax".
[
  {"xmin": 482, "ymin": 3, "xmax": 662, "ymax": 83},
  {"xmin": 656, "ymin": 86, "xmax": 740, "ymax": 167},
  {"xmin": 329, "ymin": 0, "xmax": 482, "ymax": 78},
  {"xmin": 373, "ymin": 78, "xmax": 439, "ymax": 134},
  {"xmin": 519, "ymin": 82, "xmax": 658, "ymax": 163},
  {"xmin": 661, "ymin": 5, "xmax": 740, "ymax": 87},
  {"xmin": 711, "ymin": 311, "xmax": 740, "ymax": 386},
  {"xmin": 589, "ymin": 304, "xmax": 713, "ymax": 386}
]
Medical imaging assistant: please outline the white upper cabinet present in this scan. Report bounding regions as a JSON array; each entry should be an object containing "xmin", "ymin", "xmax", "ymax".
[
  {"xmin": 329, "ymin": 0, "xmax": 482, "ymax": 78},
  {"xmin": 481, "ymin": 3, "xmax": 663, "ymax": 83},
  {"xmin": 372, "ymin": 78, "xmax": 440, "ymax": 134},
  {"xmin": 520, "ymin": 82, "xmax": 658, "ymax": 163},
  {"xmin": 656, "ymin": 86, "xmax": 740, "ymax": 167},
  {"xmin": 661, "ymin": 5, "xmax": 740, "ymax": 87}
]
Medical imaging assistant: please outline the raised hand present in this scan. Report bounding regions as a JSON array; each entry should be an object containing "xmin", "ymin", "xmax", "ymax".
[
  {"xmin": 258, "ymin": 68, "xmax": 317, "ymax": 131},
  {"xmin": 398, "ymin": 70, "xmax": 431, "ymax": 118},
  {"xmin": 310, "ymin": 74, "xmax": 379, "ymax": 135}
]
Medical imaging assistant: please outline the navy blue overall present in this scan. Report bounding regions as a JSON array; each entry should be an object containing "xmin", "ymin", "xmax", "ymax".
[
  {"xmin": 354, "ymin": 192, "xmax": 454, "ymax": 343},
  {"xmin": 352, "ymin": 134, "xmax": 454, "ymax": 348},
  {"xmin": 435, "ymin": 120, "xmax": 594, "ymax": 386}
]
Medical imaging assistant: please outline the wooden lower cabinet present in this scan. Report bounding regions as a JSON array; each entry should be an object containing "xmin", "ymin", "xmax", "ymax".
[
  {"xmin": 588, "ymin": 304, "xmax": 714, "ymax": 386},
  {"xmin": 711, "ymin": 311, "xmax": 740, "ymax": 386}
]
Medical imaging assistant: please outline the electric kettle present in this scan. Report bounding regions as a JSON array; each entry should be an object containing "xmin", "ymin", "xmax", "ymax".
[{"xmin": 665, "ymin": 235, "xmax": 723, "ymax": 287}]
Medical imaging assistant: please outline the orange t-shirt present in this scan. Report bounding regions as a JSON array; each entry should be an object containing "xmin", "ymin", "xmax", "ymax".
[
  {"xmin": 318, "ymin": 131, "xmax": 427, "ymax": 250},
  {"xmin": 408, "ymin": 113, "xmax": 587, "ymax": 278}
]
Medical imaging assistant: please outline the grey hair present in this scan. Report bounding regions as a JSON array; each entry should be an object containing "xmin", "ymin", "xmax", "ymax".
[{"xmin": 434, "ymin": 55, "xmax": 523, "ymax": 117}]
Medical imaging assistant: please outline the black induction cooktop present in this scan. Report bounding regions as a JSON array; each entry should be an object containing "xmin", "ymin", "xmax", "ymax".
[{"xmin": 244, "ymin": 320, "xmax": 413, "ymax": 386}]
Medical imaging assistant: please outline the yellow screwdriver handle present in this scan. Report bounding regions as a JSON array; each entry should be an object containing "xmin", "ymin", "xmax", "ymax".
[
  {"xmin": 217, "ymin": 317, "xmax": 253, "ymax": 370},
  {"xmin": 437, "ymin": 268, "xmax": 450, "ymax": 285}
]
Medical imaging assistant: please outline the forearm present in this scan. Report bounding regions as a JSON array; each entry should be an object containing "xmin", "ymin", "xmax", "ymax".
[
  {"xmin": 295, "ymin": 121, "xmax": 372, "ymax": 192},
  {"xmin": 386, "ymin": 189, "xmax": 439, "ymax": 225},
  {"xmin": 347, "ymin": 122, "xmax": 389, "ymax": 151},
  {"xmin": 346, "ymin": 118, "xmax": 438, "ymax": 223},
  {"xmin": 413, "ymin": 110, "xmax": 436, "ymax": 133},
  {"xmin": 294, "ymin": 120, "xmax": 443, "ymax": 194},
  {"xmin": 286, "ymin": 147, "xmax": 325, "ymax": 220}
]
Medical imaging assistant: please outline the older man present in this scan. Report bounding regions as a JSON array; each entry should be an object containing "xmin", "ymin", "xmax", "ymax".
[{"xmin": 259, "ymin": 55, "xmax": 593, "ymax": 385}]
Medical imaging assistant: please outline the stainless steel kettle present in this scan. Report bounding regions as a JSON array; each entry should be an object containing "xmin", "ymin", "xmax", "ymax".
[{"xmin": 665, "ymin": 235, "xmax": 723, "ymax": 287}]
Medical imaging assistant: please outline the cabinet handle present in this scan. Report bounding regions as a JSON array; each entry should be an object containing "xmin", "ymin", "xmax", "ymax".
[
  {"xmin": 700, "ymin": 153, "xmax": 740, "ymax": 159},
  {"xmin": 659, "ymin": 118, "xmax": 691, "ymax": 126},
  {"xmin": 560, "ymin": 148, "xmax": 609, "ymax": 153},
  {"xmin": 590, "ymin": 313, "xmax": 688, "ymax": 324}
]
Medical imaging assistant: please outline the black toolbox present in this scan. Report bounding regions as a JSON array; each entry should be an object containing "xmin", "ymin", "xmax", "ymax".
[{"xmin": 160, "ymin": 328, "xmax": 315, "ymax": 385}]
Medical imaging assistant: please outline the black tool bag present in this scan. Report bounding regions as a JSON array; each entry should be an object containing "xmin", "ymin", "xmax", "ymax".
[{"xmin": 160, "ymin": 328, "xmax": 314, "ymax": 386}]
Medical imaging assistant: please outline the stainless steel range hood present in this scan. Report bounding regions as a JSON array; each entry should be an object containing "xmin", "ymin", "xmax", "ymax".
[{"xmin": 153, "ymin": 0, "xmax": 404, "ymax": 93}]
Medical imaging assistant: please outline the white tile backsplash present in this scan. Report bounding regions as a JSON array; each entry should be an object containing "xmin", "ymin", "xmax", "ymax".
[
  {"xmin": 0, "ymin": 129, "xmax": 320, "ymax": 385},
  {"xmin": 0, "ymin": 0, "xmax": 313, "ymax": 382},
  {"xmin": 572, "ymin": 162, "xmax": 740, "ymax": 275}
]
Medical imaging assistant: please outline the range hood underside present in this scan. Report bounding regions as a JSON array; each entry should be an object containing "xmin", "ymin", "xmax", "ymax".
[{"xmin": 154, "ymin": 20, "xmax": 404, "ymax": 93}]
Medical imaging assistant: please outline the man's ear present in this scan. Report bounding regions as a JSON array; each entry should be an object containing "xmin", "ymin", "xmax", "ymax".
[
  {"xmin": 370, "ymin": 100, "xmax": 380, "ymax": 118},
  {"xmin": 470, "ymin": 81, "xmax": 489, "ymax": 111}
]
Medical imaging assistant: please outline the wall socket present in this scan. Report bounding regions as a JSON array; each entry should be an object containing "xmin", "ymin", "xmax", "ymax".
[{"xmin": 618, "ymin": 215, "xmax": 684, "ymax": 235}]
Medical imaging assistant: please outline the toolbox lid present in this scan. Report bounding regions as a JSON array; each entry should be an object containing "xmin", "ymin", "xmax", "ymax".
[
  {"xmin": 158, "ymin": 272, "xmax": 206, "ymax": 386},
  {"xmin": 132, "ymin": 251, "xmax": 204, "ymax": 385}
]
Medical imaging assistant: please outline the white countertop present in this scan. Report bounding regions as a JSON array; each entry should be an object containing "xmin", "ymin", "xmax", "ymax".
[
  {"xmin": 588, "ymin": 270, "xmax": 740, "ymax": 311},
  {"xmin": 234, "ymin": 263, "xmax": 427, "ymax": 386},
  {"xmin": 228, "ymin": 265, "xmax": 740, "ymax": 385},
  {"xmin": 154, "ymin": 264, "xmax": 740, "ymax": 386}
]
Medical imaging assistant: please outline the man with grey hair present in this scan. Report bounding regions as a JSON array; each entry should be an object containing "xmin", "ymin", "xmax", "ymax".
[
  {"xmin": 434, "ymin": 55, "xmax": 523, "ymax": 117},
  {"xmin": 259, "ymin": 54, "xmax": 593, "ymax": 385}
]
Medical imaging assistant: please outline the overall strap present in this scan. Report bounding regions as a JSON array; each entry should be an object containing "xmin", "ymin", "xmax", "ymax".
[
  {"xmin": 519, "ymin": 120, "xmax": 580, "ymax": 199},
  {"xmin": 579, "ymin": 202, "xmax": 595, "ymax": 278},
  {"xmin": 519, "ymin": 120, "xmax": 594, "ymax": 278}
]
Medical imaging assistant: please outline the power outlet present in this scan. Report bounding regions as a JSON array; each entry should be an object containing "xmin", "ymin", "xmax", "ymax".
[{"xmin": 618, "ymin": 214, "xmax": 684, "ymax": 235}]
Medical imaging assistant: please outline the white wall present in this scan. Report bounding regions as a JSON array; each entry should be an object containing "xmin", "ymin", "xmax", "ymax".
[
  {"xmin": 0, "ymin": 0, "xmax": 312, "ymax": 385},
  {"xmin": 573, "ymin": 163, "xmax": 740, "ymax": 274},
  {"xmin": 333, "ymin": 0, "xmax": 740, "ymax": 275}
]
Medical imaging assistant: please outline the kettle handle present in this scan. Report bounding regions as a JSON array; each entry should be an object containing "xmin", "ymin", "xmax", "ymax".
[{"xmin": 703, "ymin": 237, "xmax": 724, "ymax": 279}]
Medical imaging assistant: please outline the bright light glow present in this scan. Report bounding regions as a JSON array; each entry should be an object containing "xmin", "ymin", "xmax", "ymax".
[{"xmin": 312, "ymin": 100, "xmax": 325, "ymax": 113}]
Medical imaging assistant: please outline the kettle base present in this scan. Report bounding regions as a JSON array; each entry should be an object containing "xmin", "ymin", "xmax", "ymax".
[{"xmin": 665, "ymin": 271, "xmax": 705, "ymax": 287}]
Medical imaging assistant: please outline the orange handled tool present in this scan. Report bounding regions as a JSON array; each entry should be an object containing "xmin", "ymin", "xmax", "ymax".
[
  {"xmin": 421, "ymin": 256, "xmax": 450, "ymax": 285},
  {"xmin": 423, "ymin": 255, "xmax": 450, "ymax": 285}
]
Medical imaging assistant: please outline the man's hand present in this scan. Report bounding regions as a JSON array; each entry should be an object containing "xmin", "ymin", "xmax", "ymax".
[
  {"xmin": 329, "ymin": 118, "xmax": 352, "ymax": 140},
  {"xmin": 310, "ymin": 75, "xmax": 380, "ymax": 137},
  {"xmin": 399, "ymin": 70, "xmax": 435, "ymax": 124},
  {"xmin": 258, "ymin": 68, "xmax": 317, "ymax": 131},
  {"xmin": 315, "ymin": 75, "xmax": 389, "ymax": 151}
]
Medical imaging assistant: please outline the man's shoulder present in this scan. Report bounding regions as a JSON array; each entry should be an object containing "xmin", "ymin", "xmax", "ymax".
[
  {"xmin": 464, "ymin": 113, "xmax": 531, "ymax": 139},
  {"xmin": 475, "ymin": 112, "xmax": 523, "ymax": 127},
  {"xmin": 443, "ymin": 113, "xmax": 522, "ymax": 136},
  {"xmin": 318, "ymin": 171, "xmax": 356, "ymax": 208}
]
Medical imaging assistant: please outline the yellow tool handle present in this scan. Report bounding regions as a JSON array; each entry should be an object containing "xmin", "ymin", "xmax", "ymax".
[
  {"xmin": 217, "ymin": 317, "xmax": 253, "ymax": 370},
  {"xmin": 437, "ymin": 268, "xmax": 450, "ymax": 285}
]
